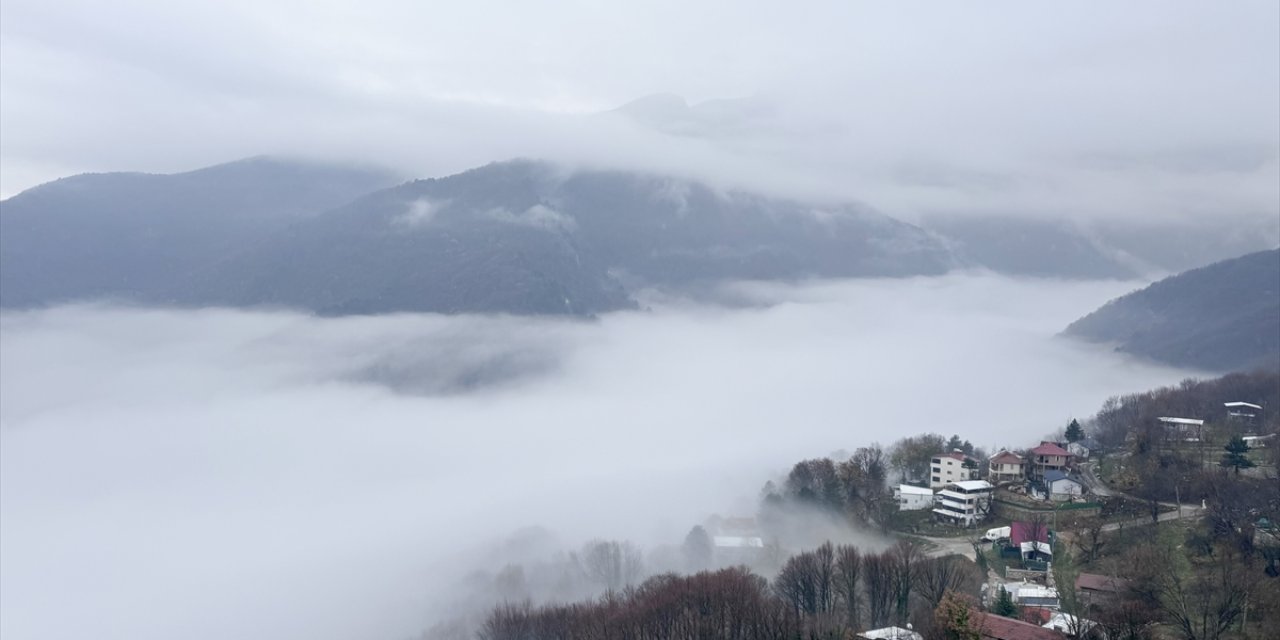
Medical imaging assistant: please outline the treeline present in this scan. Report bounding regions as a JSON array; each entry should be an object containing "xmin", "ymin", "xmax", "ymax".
[
  {"xmin": 760, "ymin": 447, "xmax": 893, "ymax": 531},
  {"xmin": 1093, "ymin": 370, "xmax": 1279, "ymax": 451},
  {"xmin": 1064, "ymin": 369, "xmax": 1280, "ymax": 638},
  {"xmin": 476, "ymin": 540, "xmax": 982, "ymax": 640}
]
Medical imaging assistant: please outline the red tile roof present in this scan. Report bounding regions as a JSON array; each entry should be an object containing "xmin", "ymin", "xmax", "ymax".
[
  {"xmin": 989, "ymin": 451, "xmax": 1023, "ymax": 465},
  {"xmin": 1030, "ymin": 441, "xmax": 1071, "ymax": 457},
  {"xmin": 978, "ymin": 613, "xmax": 1066, "ymax": 639},
  {"xmin": 1011, "ymin": 521, "xmax": 1051, "ymax": 545}
]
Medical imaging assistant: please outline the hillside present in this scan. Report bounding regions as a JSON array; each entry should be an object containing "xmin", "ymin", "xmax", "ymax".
[
  {"xmin": 1064, "ymin": 248, "xmax": 1280, "ymax": 372},
  {"xmin": 0, "ymin": 157, "xmax": 400, "ymax": 308},
  {"xmin": 923, "ymin": 214, "xmax": 1280, "ymax": 279},
  {"xmin": 2, "ymin": 158, "xmax": 955, "ymax": 316}
]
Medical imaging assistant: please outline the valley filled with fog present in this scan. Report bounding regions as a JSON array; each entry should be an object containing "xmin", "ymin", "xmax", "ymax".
[{"xmin": 0, "ymin": 274, "xmax": 1200, "ymax": 640}]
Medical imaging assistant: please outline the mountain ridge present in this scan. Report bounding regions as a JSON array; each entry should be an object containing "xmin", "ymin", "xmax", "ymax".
[{"xmin": 1063, "ymin": 248, "xmax": 1280, "ymax": 373}]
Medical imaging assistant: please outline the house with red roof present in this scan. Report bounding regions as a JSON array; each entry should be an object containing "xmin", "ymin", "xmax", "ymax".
[
  {"xmin": 988, "ymin": 450, "xmax": 1025, "ymax": 483},
  {"xmin": 975, "ymin": 613, "xmax": 1067, "ymax": 639},
  {"xmin": 1028, "ymin": 441, "xmax": 1072, "ymax": 483}
]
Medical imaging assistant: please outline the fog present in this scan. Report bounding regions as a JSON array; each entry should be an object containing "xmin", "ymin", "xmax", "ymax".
[
  {"xmin": 1, "ymin": 275, "xmax": 1200, "ymax": 640},
  {"xmin": 3, "ymin": 1, "xmax": 1277, "ymax": 225}
]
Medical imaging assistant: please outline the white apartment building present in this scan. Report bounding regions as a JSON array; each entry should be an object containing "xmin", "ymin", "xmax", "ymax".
[{"xmin": 929, "ymin": 451, "xmax": 978, "ymax": 489}]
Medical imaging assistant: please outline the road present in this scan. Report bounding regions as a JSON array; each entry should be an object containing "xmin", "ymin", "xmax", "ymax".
[
  {"xmin": 1077, "ymin": 462, "xmax": 1112, "ymax": 497},
  {"xmin": 912, "ymin": 464, "xmax": 1206, "ymax": 557}
]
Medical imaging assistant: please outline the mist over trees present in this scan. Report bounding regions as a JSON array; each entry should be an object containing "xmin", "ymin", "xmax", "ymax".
[{"xmin": 475, "ymin": 540, "xmax": 983, "ymax": 640}]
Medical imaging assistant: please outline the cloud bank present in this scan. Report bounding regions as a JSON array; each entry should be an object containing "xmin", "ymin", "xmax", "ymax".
[
  {"xmin": 2, "ymin": 1, "xmax": 1277, "ymax": 224},
  {"xmin": 1, "ymin": 275, "xmax": 1201, "ymax": 640}
]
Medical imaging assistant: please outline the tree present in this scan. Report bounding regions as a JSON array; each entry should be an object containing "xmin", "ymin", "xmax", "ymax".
[
  {"xmin": 916, "ymin": 556, "xmax": 980, "ymax": 608},
  {"xmin": 891, "ymin": 539, "xmax": 923, "ymax": 624},
  {"xmin": 947, "ymin": 434, "xmax": 965, "ymax": 452},
  {"xmin": 838, "ymin": 446, "xmax": 892, "ymax": 527},
  {"xmin": 682, "ymin": 525, "xmax": 713, "ymax": 571},
  {"xmin": 774, "ymin": 544, "xmax": 836, "ymax": 618},
  {"xmin": 1066, "ymin": 418, "xmax": 1085, "ymax": 443},
  {"xmin": 834, "ymin": 545, "xmax": 863, "ymax": 630},
  {"xmin": 1052, "ymin": 560, "xmax": 1095, "ymax": 639},
  {"xmin": 1074, "ymin": 520, "xmax": 1107, "ymax": 564},
  {"xmin": 992, "ymin": 585, "xmax": 1018, "ymax": 617},
  {"xmin": 864, "ymin": 551, "xmax": 896, "ymax": 627},
  {"xmin": 1155, "ymin": 547, "xmax": 1255, "ymax": 640},
  {"xmin": 580, "ymin": 539, "xmax": 644, "ymax": 591},
  {"xmin": 1219, "ymin": 436, "xmax": 1255, "ymax": 475},
  {"xmin": 933, "ymin": 590, "xmax": 983, "ymax": 640},
  {"xmin": 890, "ymin": 433, "xmax": 947, "ymax": 483}
]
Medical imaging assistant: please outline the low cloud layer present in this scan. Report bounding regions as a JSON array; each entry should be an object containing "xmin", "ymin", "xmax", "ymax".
[
  {"xmin": 2, "ymin": 1, "xmax": 1277, "ymax": 225},
  {"xmin": 0, "ymin": 275, "xmax": 1201, "ymax": 640}
]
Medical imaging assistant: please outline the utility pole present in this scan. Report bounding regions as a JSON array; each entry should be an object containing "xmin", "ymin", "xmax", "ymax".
[{"xmin": 1175, "ymin": 482, "xmax": 1181, "ymax": 520}]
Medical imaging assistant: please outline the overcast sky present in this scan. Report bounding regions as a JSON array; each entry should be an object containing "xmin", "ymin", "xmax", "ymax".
[{"xmin": 2, "ymin": 1, "xmax": 1278, "ymax": 222}]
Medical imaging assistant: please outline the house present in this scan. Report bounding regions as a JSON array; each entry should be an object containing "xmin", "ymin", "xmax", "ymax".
[
  {"xmin": 1225, "ymin": 401, "xmax": 1261, "ymax": 422},
  {"xmin": 1010, "ymin": 520, "xmax": 1053, "ymax": 548},
  {"xmin": 1043, "ymin": 470, "xmax": 1084, "ymax": 501},
  {"xmin": 1157, "ymin": 416, "xmax": 1204, "ymax": 442},
  {"xmin": 1028, "ymin": 442, "xmax": 1072, "ymax": 482},
  {"xmin": 930, "ymin": 450, "xmax": 978, "ymax": 489},
  {"xmin": 857, "ymin": 626, "xmax": 923, "ymax": 640},
  {"xmin": 932, "ymin": 480, "xmax": 994, "ymax": 526},
  {"xmin": 1066, "ymin": 441, "xmax": 1090, "ymax": 459},
  {"xmin": 895, "ymin": 484, "xmax": 934, "ymax": 511},
  {"xmin": 1243, "ymin": 433, "xmax": 1275, "ymax": 448},
  {"xmin": 977, "ymin": 613, "xmax": 1067, "ymax": 639},
  {"xmin": 988, "ymin": 450, "xmax": 1025, "ymax": 483},
  {"xmin": 711, "ymin": 535, "xmax": 763, "ymax": 564}
]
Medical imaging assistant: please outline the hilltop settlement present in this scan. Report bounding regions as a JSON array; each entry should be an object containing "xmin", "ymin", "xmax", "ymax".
[{"xmin": 455, "ymin": 369, "xmax": 1279, "ymax": 640}]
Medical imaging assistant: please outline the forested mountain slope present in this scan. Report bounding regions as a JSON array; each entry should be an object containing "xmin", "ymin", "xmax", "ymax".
[{"xmin": 1064, "ymin": 248, "xmax": 1280, "ymax": 372}]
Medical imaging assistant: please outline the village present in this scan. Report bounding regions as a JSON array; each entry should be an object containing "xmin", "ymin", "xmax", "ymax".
[
  {"xmin": 678, "ymin": 392, "xmax": 1278, "ymax": 640},
  {"xmin": 466, "ymin": 372, "xmax": 1279, "ymax": 640}
]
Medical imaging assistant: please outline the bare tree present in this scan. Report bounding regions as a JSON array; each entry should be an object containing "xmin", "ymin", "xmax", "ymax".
[
  {"xmin": 1155, "ymin": 549, "xmax": 1254, "ymax": 640},
  {"xmin": 863, "ymin": 550, "xmax": 896, "ymax": 628},
  {"xmin": 916, "ymin": 555, "xmax": 980, "ymax": 608},
  {"xmin": 834, "ymin": 544, "xmax": 863, "ymax": 630},
  {"xmin": 813, "ymin": 541, "xmax": 836, "ymax": 614},
  {"xmin": 1074, "ymin": 520, "xmax": 1107, "ymax": 564},
  {"xmin": 581, "ymin": 539, "xmax": 644, "ymax": 591},
  {"xmin": 891, "ymin": 539, "xmax": 924, "ymax": 624}
]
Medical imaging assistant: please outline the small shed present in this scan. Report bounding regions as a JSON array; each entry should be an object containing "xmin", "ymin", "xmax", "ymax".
[{"xmin": 1020, "ymin": 541, "xmax": 1053, "ymax": 562}]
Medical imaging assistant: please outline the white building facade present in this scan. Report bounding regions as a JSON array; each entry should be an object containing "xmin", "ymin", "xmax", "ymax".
[
  {"xmin": 932, "ymin": 480, "xmax": 993, "ymax": 526},
  {"xmin": 895, "ymin": 484, "xmax": 934, "ymax": 511},
  {"xmin": 929, "ymin": 451, "xmax": 978, "ymax": 489}
]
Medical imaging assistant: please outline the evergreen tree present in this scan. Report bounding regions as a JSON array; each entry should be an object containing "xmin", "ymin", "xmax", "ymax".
[
  {"xmin": 946, "ymin": 434, "xmax": 964, "ymax": 451},
  {"xmin": 1220, "ymin": 436, "xmax": 1256, "ymax": 475},
  {"xmin": 992, "ymin": 586, "xmax": 1019, "ymax": 617},
  {"xmin": 682, "ymin": 525, "xmax": 713, "ymax": 570},
  {"xmin": 1065, "ymin": 419, "xmax": 1084, "ymax": 443}
]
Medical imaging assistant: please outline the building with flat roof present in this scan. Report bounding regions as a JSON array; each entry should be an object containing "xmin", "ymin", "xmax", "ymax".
[{"xmin": 932, "ymin": 480, "xmax": 993, "ymax": 526}]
